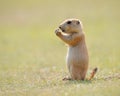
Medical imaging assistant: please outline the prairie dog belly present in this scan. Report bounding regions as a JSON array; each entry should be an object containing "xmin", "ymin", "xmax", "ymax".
[
  {"xmin": 66, "ymin": 43, "xmax": 89, "ymax": 79},
  {"xmin": 66, "ymin": 44, "xmax": 88, "ymax": 66}
]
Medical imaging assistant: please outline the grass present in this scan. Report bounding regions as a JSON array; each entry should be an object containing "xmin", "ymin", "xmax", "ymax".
[{"xmin": 0, "ymin": 0, "xmax": 120, "ymax": 96}]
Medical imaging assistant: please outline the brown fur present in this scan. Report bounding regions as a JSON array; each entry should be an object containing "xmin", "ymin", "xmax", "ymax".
[{"xmin": 55, "ymin": 18, "xmax": 97, "ymax": 80}]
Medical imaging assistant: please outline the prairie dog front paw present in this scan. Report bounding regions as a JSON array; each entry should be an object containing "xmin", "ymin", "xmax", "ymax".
[{"xmin": 55, "ymin": 29, "xmax": 61, "ymax": 36}]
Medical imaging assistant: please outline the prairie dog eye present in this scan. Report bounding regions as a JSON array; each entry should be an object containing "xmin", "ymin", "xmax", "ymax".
[{"xmin": 67, "ymin": 21, "xmax": 72, "ymax": 24}]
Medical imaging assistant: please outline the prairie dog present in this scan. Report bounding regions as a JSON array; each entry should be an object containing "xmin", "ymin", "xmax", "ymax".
[{"xmin": 55, "ymin": 18, "xmax": 97, "ymax": 80}]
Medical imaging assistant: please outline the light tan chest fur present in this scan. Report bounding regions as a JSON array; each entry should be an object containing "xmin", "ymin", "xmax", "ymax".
[{"xmin": 66, "ymin": 36, "xmax": 88, "ymax": 65}]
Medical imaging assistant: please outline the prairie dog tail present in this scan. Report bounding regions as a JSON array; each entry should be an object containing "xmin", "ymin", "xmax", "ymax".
[{"xmin": 88, "ymin": 67, "xmax": 98, "ymax": 80}]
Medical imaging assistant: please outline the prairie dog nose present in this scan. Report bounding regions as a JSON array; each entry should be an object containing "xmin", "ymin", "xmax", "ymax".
[{"xmin": 59, "ymin": 26, "xmax": 62, "ymax": 29}]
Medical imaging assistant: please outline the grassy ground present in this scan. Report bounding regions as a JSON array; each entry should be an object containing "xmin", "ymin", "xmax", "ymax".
[{"xmin": 0, "ymin": 0, "xmax": 120, "ymax": 96}]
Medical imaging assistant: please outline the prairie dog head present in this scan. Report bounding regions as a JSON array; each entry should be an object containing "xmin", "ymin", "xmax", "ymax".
[{"xmin": 59, "ymin": 19, "xmax": 83, "ymax": 34}]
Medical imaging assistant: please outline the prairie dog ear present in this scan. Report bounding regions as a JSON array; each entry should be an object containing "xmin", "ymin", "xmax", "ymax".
[
  {"xmin": 76, "ymin": 20, "xmax": 80, "ymax": 25},
  {"xmin": 77, "ymin": 20, "xmax": 83, "ymax": 29}
]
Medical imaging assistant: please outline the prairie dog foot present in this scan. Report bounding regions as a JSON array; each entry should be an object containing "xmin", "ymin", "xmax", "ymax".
[{"xmin": 62, "ymin": 76, "xmax": 72, "ymax": 81}]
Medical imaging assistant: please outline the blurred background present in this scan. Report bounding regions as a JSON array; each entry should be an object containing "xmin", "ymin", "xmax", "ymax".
[{"xmin": 0, "ymin": 0, "xmax": 120, "ymax": 74}]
